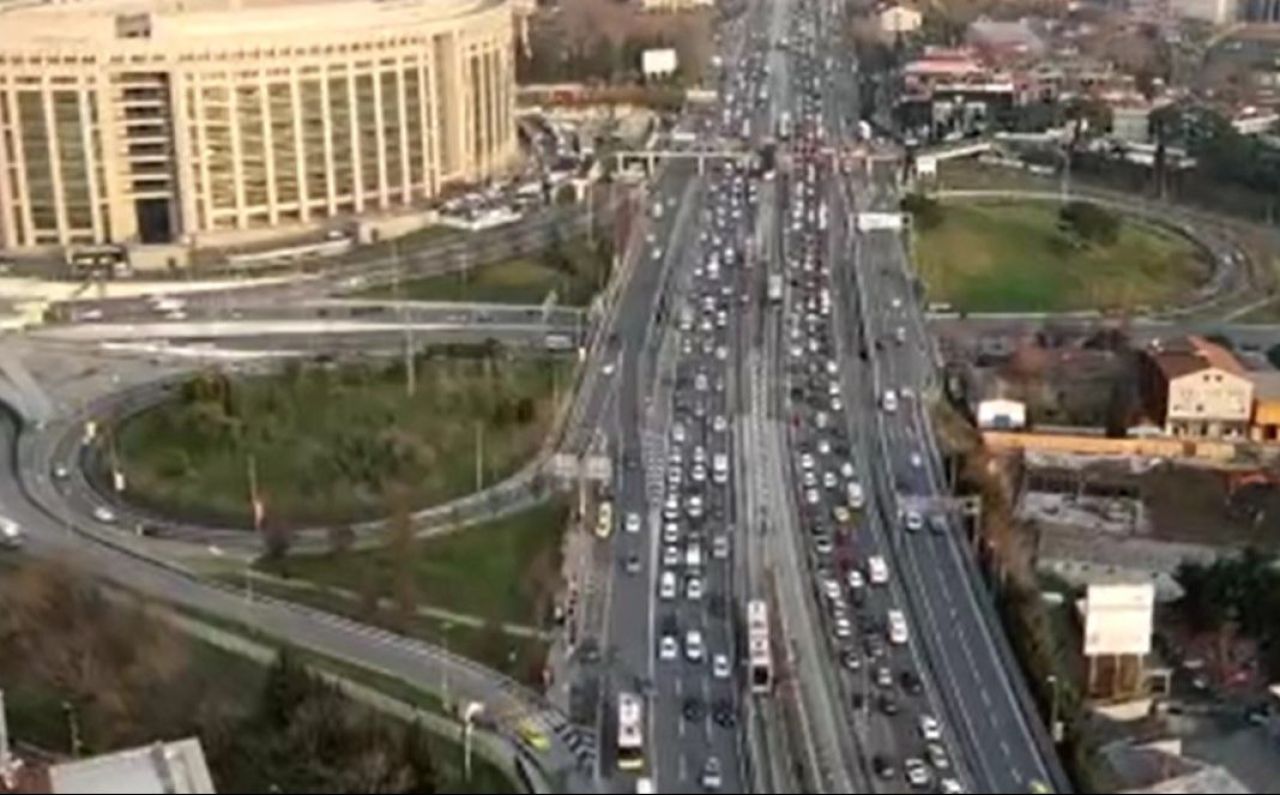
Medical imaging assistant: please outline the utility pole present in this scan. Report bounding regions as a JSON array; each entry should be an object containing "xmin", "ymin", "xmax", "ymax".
[{"xmin": 475, "ymin": 421, "xmax": 484, "ymax": 492}]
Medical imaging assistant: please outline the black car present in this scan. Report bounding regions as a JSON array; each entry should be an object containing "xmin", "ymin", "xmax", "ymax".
[
  {"xmin": 878, "ymin": 695, "xmax": 899, "ymax": 716},
  {"xmin": 850, "ymin": 691, "xmax": 865, "ymax": 711},
  {"xmin": 840, "ymin": 650, "xmax": 862, "ymax": 671},
  {"xmin": 872, "ymin": 754, "xmax": 896, "ymax": 780},
  {"xmin": 682, "ymin": 697, "xmax": 705, "ymax": 723},
  {"xmin": 712, "ymin": 699, "xmax": 737, "ymax": 728},
  {"xmin": 900, "ymin": 669, "xmax": 924, "ymax": 695}
]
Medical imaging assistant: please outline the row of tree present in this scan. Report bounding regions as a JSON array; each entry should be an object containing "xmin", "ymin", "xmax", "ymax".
[
  {"xmin": 1174, "ymin": 550, "xmax": 1280, "ymax": 681},
  {"xmin": 0, "ymin": 561, "xmax": 449, "ymax": 793}
]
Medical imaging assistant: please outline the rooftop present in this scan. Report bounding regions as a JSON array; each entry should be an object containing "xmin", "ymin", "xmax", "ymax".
[
  {"xmin": 1250, "ymin": 371, "xmax": 1280, "ymax": 401},
  {"xmin": 46, "ymin": 739, "xmax": 214, "ymax": 795},
  {"xmin": 1148, "ymin": 336, "xmax": 1245, "ymax": 381}
]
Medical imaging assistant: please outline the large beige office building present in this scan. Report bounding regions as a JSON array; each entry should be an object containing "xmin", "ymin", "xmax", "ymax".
[{"xmin": 0, "ymin": 0, "xmax": 518, "ymax": 253}]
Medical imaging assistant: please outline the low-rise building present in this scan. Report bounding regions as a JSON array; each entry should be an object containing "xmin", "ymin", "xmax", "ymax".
[
  {"xmin": 1113, "ymin": 102, "xmax": 1153, "ymax": 143},
  {"xmin": 1170, "ymin": 0, "xmax": 1235, "ymax": 24},
  {"xmin": 1138, "ymin": 336, "xmax": 1254, "ymax": 439},
  {"xmin": 1250, "ymin": 371, "xmax": 1280, "ymax": 442},
  {"xmin": 877, "ymin": 3, "xmax": 922, "ymax": 36}
]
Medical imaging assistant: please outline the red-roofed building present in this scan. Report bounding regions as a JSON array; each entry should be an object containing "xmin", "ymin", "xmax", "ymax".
[{"xmin": 1138, "ymin": 336, "xmax": 1254, "ymax": 439}]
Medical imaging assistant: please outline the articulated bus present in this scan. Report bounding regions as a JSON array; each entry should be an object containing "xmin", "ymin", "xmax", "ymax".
[
  {"xmin": 748, "ymin": 599, "xmax": 773, "ymax": 694},
  {"xmin": 617, "ymin": 692, "xmax": 645, "ymax": 772}
]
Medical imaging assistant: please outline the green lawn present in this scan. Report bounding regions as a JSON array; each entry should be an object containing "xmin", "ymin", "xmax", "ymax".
[
  {"xmin": 356, "ymin": 240, "xmax": 610, "ymax": 307},
  {"xmin": 113, "ymin": 353, "xmax": 572, "ymax": 529},
  {"xmin": 267, "ymin": 498, "xmax": 569, "ymax": 631},
  {"xmin": 914, "ymin": 201, "xmax": 1207, "ymax": 312}
]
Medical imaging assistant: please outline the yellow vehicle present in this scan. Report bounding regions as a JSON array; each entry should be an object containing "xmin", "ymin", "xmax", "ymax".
[
  {"xmin": 596, "ymin": 500, "xmax": 614, "ymax": 539},
  {"xmin": 516, "ymin": 719, "xmax": 551, "ymax": 752},
  {"xmin": 1029, "ymin": 781, "xmax": 1053, "ymax": 795}
]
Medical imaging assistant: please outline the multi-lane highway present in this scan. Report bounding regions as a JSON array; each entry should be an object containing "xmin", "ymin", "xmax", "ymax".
[{"xmin": 0, "ymin": 0, "xmax": 1077, "ymax": 791}]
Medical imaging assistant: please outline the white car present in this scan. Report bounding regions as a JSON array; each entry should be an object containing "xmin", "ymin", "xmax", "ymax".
[
  {"xmin": 602, "ymin": 361, "xmax": 616, "ymax": 376},
  {"xmin": 823, "ymin": 471, "xmax": 838, "ymax": 489},
  {"xmin": 909, "ymin": 452, "xmax": 923, "ymax": 469},
  {"xmin": 712, "ymin": 534, "xmax": 729, "ymax": 559},
  {"xmin": 919, "ymin": 715, "xmax": 942, "ymax": 742},
  {"xmin": 803, "ymin": 470, "xmax": 818, "ymax": 488},
  {"xmin": 905, "ymin": 758, "xmax": 931, "ymax": 788},
  {"xmin": 822, "ymin": 578, "xmax": 841, "ymax": 601},
  {"xmin": 834, "ymin": 616, "xmax": 852, "ymax": 638},
  {"xmin": 664, "ymin": 521, "xmax": 680, "ymax": 544},
  {"xmin": 660, "ymin": 571, "xmax": 677, "ymax": 600},
  {"xmin": 840, "ymin": 461, "xmax": 856, "ymax": 479},
  {"xmin": 664, "ymin": 545, "xmax": 681, "ymax": 567},
  {"xmin": 625, "ymin": 512, "xmax": 641, "ymax": 534},
  {"xmin": 0, "ymin": 517, "xmax": 23, "ymax": 549},
  {"xmin": 659, "ymin": 635, "xmax": 679, "ymax": 661},
  {"xmin": 672, "ymin": 423, "xmax": 687, "ymax": 444},
  {"xmin": 685, "ymin": 630, "xmax": 705, "ymax": 662},
  {"xmin": 93, "ymin": 506, "xmax": 117, "ymax": 524},
  {"xmin": 805, "ymin": 488, "xmax": 820, "ymax": 506},
  {"xmin": 940, "ymin": 778, "xmax": 965, "ymax": 794},
  {"xmin": 904, "ymin": 511, "xmax": 924, "ymax": 532},
  {"xmin": 847, "ymin": 569, "xmax": 865, "ymax": 590},
  {"xmin": 686, "ymin": 576, "xmax": 704, "ymax": 601},
  {"xmin": 691, "ymin": 463, "xmax": 707, "ymax": 483},
  {"xmin": 712, "ymin": 653, "xmax": 731, "ymax": 679},
  {"xmin": 712, "ymin": 414, "xmax": 728, "ymax": 433},
  {"xmin": 686, "ymin": 495, "xmax": 704, "ymax": 519},
  {"xmin": 817, "ymin": 438, "xmax": 831, "ymax": 455},
  {"xmin": 663, "ymin": 496, "xmax": 680, "ymax": 521}
]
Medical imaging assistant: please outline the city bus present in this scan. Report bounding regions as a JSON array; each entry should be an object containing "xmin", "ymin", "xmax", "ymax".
[
  {"xmin": 748, "ymin": 599, "xmax": 773, "ymax": 694},
  {"xmin": 617, "ymin": 692, "xmax": 645, "ymax": 772}
]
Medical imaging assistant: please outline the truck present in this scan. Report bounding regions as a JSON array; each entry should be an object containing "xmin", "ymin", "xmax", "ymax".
[{"xmin": 767, "ymin": 273, "xmax": 784, "ymax": 303}]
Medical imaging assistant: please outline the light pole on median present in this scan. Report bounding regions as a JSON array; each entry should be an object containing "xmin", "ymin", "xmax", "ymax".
[{"xmin": 1046, "ymin": 674, "xmax": 1063, "ymax": 743}]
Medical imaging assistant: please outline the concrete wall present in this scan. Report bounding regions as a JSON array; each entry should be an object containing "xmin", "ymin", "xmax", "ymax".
[{"xmin": 983, "ymin": 430, "xmax": 1238, "ymax": 462}]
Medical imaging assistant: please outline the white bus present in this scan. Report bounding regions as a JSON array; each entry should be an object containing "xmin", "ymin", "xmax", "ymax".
[
  {"xmin": 617, "ymin": 692, "xmax": 645, "ymax": 771},
  {"xmin": 748, "ymin": 599, "xmax": 773, "ymax": 694}
]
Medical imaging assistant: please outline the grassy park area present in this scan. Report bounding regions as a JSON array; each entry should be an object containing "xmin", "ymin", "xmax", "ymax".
[
  {"xmin": 114, "ymin": 350, "xmax": 572, "ymax": 529},
  {"xmin": 359, "ymin": 237, "xmax": 612, "ymax": 307},
  {"xmin": 913, "ymin": 201, "xmax": 1207, "ymax": 312},
  {"xmin": 253, "ymin": 499, "xmax": 570, "ymax": 683}
]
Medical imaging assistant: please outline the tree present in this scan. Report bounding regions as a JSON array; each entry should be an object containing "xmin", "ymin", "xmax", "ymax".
[
  {"xmin": 1058, "ymin": 201, "xmax": 1119, "ymax": 246},
  {"xmin": 901, "ymin": 192, "xmax": 943, "ymax": 230}
]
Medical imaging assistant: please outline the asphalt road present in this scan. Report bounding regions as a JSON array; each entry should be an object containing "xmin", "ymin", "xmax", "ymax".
[
  {"xmin": 0, "ymin": 408, "xmax": 593, "ymax": 790},
  {"xmin": 838, "ymin": 151, "xmax": 1067, "ymax": 793}
]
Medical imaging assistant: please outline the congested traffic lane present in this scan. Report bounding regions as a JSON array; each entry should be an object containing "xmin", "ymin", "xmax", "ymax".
[{"xmin": 846, "ymin": 155, "xmax": 1064, "ymax": 793}]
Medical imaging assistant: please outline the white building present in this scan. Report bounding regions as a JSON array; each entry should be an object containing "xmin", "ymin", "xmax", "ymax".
[
  {"xmin": 1169, "ymin": 0, "xmax": 1235, "ymax": 24},
  {"xmin": 1112, "ymin": 104, "xmax": 1152, "ymax": 144},
  {"xmin": 1141, "ymin": 336, "xmax": 1254, "ymax": 439},
  {"xmin": 878, "ymin": 3, "xmax": 922, "ymax": 36}
]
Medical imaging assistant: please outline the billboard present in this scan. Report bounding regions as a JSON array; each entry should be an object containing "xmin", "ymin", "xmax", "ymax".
[
  {"xmin": 1083, "ymin": 583, "xmax": 1154, "ymax": 656},
  {"xmin": 642, "ymin": 48, "xmax": 678, "ymax": 78}
]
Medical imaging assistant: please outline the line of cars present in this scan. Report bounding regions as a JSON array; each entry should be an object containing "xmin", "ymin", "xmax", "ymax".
[
  {"xmin": 644, "ymin": 48, "xmax": 787, "ymax": 789},
  {"xmin": 779, "ymin": 7, "xmax": 964, "ymax": 793}
]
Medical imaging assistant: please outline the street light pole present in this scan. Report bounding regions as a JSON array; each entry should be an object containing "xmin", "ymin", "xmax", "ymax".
[{"xmin": 1047, "ymin": 674, "xmax": 1061, "ymax": 743}]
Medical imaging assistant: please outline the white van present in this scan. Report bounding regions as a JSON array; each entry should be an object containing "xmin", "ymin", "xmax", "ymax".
[
  {"xmin": 846, "ymin": 481, "xmax": 865, "ymax": 510},
  {"xmin": 712, "ymin": 453, "xmax": 729, "ymax": 485},
  {"xmin": 868, "ymin": 555, "xmax": 889, "ymax": 585}
]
